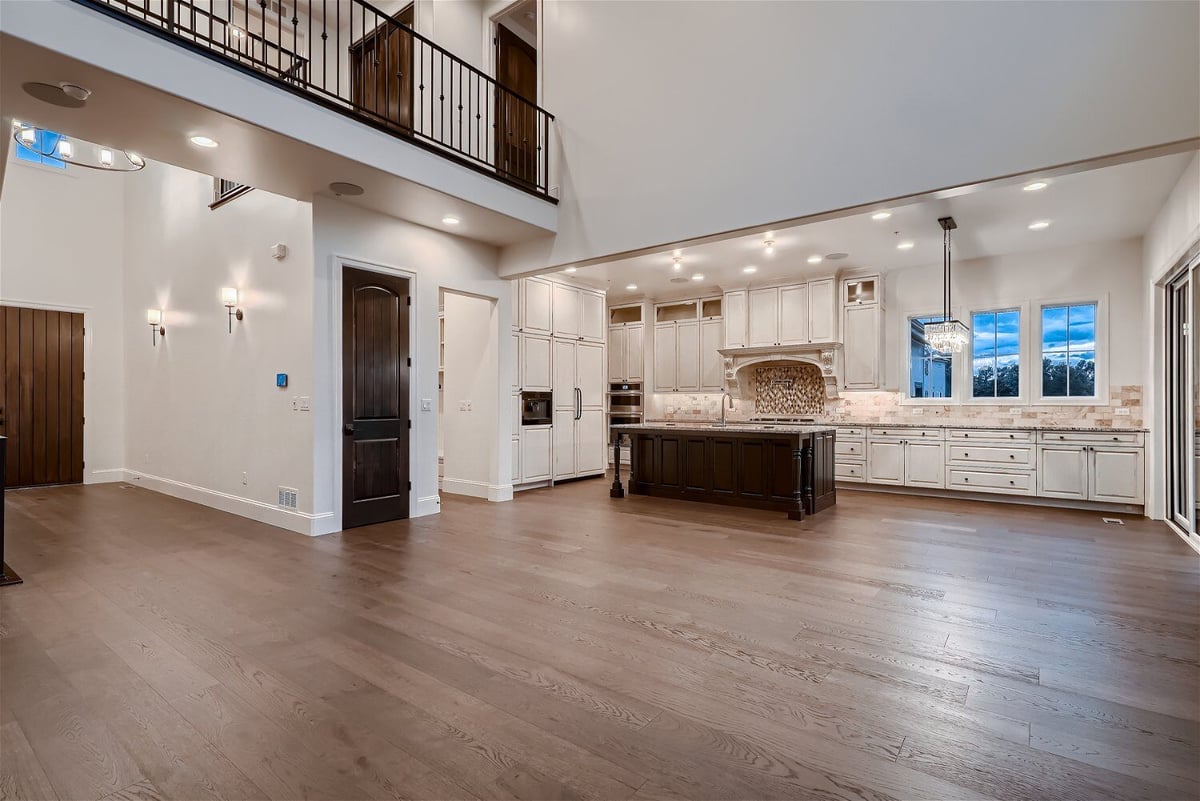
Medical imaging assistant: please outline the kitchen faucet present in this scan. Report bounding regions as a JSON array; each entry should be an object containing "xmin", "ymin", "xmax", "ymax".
[{"xmin": 720, "ymin": 391, "xmax": 734, "ymax": 427}]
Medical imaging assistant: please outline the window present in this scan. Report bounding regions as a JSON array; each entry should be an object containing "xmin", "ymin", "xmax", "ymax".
[
  {"xmin": 908, "ymin": 316, "xmax": 953, "ymax": 399},
  {"xmin": 210, "ymin": 178, "xmax": 252, "ymax": 209},
  {"xmin": 15, "ymin": 128, "xmax": 67, "ymax": 170},
  {"xmin": 1040, "ymin": 303, "xmax": 1096, "ymax": 397},
  {"xmin": 972, "ymin": 309, "xmax": 1020, "ymax": 398}
]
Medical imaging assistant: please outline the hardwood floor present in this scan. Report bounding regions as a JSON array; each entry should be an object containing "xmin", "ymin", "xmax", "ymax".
[{"xmin": 1, "ymin": 480, "xmax": 1197, "ymax": 801}]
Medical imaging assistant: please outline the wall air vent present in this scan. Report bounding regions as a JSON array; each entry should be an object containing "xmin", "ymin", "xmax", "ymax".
[{"xmin": 278, "ymin": 486, "xmax": 299, "ymax": 510}]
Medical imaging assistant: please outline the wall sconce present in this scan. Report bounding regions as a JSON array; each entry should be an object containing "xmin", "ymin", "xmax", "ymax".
[
  {"xmin": 221, "ymin": 287, "xmax": 243, "ymax": 333},
  {"xmin": 146, "ymin": 309, "xmax": 165, "ymax": 346}
]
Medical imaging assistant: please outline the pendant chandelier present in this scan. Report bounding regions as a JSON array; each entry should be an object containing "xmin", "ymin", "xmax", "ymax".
[
  {"xmin": 12, "ymin": 124, "xmax": 145, "ymax": 172},
  {"xmin": 923, "ymin": 215, "xmax": 969, "ymax": 353}
]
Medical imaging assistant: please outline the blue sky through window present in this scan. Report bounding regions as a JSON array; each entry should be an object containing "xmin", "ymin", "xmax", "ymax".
[
  {"xmin": 910, "ymin": 316, "xmax": 953, "ymax": 399},
  {"xmin": 1041, "ymin": 303, "xmax": 1096, "ymax": 397},
  {"xmin": 972, "ymin": 309, "xmax": 1020, "ymax": 397}
]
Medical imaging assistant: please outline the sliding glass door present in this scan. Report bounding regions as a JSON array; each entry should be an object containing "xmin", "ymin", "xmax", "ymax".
[{"xmin": 1164, "ymin": 257, "xmax": 1198, "ymax": 544}]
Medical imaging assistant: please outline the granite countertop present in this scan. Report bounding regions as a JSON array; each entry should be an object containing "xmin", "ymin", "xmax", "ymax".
[
  {"xmin": 614, "ymin": 422, "xmax": 837, "ymax": 434},
  {"xmin": 642, "ymin": 419, "xmax": 1147, "ymax": 433}
]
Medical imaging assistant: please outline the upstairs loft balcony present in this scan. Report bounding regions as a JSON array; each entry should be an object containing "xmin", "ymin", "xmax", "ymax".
[{"xmin": 75, "ymin": 0, "xmax": 555, "ymax": 200}]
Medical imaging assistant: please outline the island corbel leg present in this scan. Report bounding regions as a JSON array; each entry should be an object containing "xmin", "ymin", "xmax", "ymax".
[
  {"xmin": 610, "ymin": 433, "xmax": 625, "ymax": 498},
  {"xmin": 788, "ymin": 444, "xmax": 805, "ymax": 521},
  {"xmin": 802, "ymin": 439, "xmax": 816, "ymax": 515}
]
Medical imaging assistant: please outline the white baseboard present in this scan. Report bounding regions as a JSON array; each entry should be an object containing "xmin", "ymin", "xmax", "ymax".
[
  {"xmin": 414, "ymin": 494, "xmax": 442, "ymax": 517},
  {"xmin": 123, "ymin": 470, "xmax": 328, "ymax": 536},
  {"xmin": 86, "ymin": 468, "xmax": 131, "ymax": 485},
  {"xmin": 441, "ymin": 478, "xmax": 514, "ymax": 502}
]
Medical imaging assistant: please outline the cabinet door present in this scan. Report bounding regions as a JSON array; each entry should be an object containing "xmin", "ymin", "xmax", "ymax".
[
  {"xmin": 1037, "ymin": 445, "xmax": 1088, "ymax": 499},
  {"xmin": 1090, "ymin": 447, "xmax": 1145, "ymax": 503},
  {"xmin": 552, "ymin": 339, "xmax": 577, "ymax": 409},
  {"xmin": 511, "ymin": 437, "xmax": 520, "ymax": 484},
  {"xmin": 522, "ymin": 278, "xmax": 552, "ymax": 334},
  {"xmin": 724, "ymin": 291, "xmax": 747, "ymax": 348},
  {"xmin": 747, "ymin": 288, "xmax": 780, "ymax": 346},
  {"xmin": 700, "ymin": 319, "xmax": 723, "ymax": 391},
  {"xmin": 843, "ymin": 304, "xmax": 880, "ymax": 389},
  {"xmin": 608, "ymin": 327, "xmax": 627, "ymax": 382},
  {"xmin": 522, "ymin": 427, "xmax": 552, "ymax": 481},
  {"xmin": 905, "ymin": 441, "xmax": 945, "ymax": 488},
  {"xmin": 581, "ymin": 292, "xmax": 605, "ymax": 342},
  {"xmin": 511, "ymin": 280, "xmax": 521, "ymax": 330},
  {"xmin": 511, "ymin": 331, "xmax": 521, "ymax": 391},
  {"xmin": 808, "ymin": 278, "xmax": 836, "ymax": 342},
  {"xmin": 575, "ymin": 409, "xmax": 607, "ymax": 476},
  {"xmin": 867, "ymin": 440, "xmax": 904, "ymax": 485},
  {"xmin": 626, "ymin": 324, "xmax": 644, "ymax": 382},
  {"xmin": 522, "ymin": 334, "xmax": 552, "ymax": 390},
  {"xmin": 577, "ymin": 341, "xmax": 605, "ymax": 407},
  {"xmin": 553, "ymin": 410, "xmax": 576, "ymax": 479},
  {"xmin": 552, "ymin": 283, "xmax": 581, "ymax": 339},
  {"xmin": 778, "ymin": 284, "xmax": 809, "ymax": 344},
  {"xmin": 654, "ymin": 323, "xmax": 677, "ymax": 392},
  {"xmin": 675, "ymin": 321, "xmax": 700, "ymax": 391}
]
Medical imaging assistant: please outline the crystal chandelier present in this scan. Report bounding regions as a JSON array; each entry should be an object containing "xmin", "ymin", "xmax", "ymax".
[
  {"xmin": 923, "ymin": 216, "xmax": 969, "ymax": 353},
  {"xmin": 12, "ymin": 124, "xmax": 145, "ymax": 172}
]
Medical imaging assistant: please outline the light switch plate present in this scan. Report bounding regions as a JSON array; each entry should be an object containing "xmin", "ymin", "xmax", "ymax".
[
  {"xmin": 911, "ymin": 408, "xmax": 924, "ymax": 416},
  {"xmin": 421, "ymin": 398, "xmax": 433, "ymax": 411},
  {"xmin": 1114, "ymin": 407, "xmax": 1130, "ymax": 416},
  {"xmin": 298, "ymin": 396, "xmax": 311, "ymax": 411}
]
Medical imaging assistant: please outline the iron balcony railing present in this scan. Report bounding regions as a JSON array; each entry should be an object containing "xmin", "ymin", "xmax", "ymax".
[{"xmin": 75, "ymin": 0, "xmax": 555, "ymax": 199}]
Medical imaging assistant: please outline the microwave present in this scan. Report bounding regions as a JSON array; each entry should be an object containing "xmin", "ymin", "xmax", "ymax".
[{"xmin": 520, "ymin": 391, "xmax": 552, "ymax": 425}]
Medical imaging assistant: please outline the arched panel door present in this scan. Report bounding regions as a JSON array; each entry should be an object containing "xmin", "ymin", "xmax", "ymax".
[{"xmin": 343, "ymin": 268, "xmax": 410, "ymax": 528}]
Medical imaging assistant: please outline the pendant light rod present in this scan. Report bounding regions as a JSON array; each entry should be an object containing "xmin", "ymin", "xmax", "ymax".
[{"xmin": 938, "ymin": 216, "xmax": 957, "ymax": 323}]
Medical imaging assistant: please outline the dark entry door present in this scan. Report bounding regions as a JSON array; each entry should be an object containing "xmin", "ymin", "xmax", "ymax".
[
  {"xmin": 0, "ymin": 305, "xmax": 85, "ymax": 487},
  {"xmin": 342, "ymin": 268, "xmax": 411, "ymax": 528},
  {"xmin": 494, "ymin": 24, "xmax": 538, "ymax": 185},
  {"xmin": 350, "ymin": 5, "xmax": 415, "ymax": 132}
]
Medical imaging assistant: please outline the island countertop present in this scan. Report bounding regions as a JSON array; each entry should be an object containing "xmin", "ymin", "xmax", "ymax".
[{"xmin": 612, "ymin": 422, "xmax": 839, "ymax": 435}]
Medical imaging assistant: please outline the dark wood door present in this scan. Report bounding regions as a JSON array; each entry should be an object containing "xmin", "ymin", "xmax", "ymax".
[
  {"xmin": 342, "ymin": 268, "xmax": 411, "ymax": 529},
  {"xmin": 0, "ymin": 305, "xmax": 84, "ymax": 487},
  {"xmin": 494, "ymin": 24, "xmax": 538, "ymax": 185},
  {"xmin": 350, "ymin": 5, "xmax": 415, "ymax": 132}
]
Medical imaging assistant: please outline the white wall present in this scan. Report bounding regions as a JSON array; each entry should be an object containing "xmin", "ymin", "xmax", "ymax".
[
  {"xmin": 499, "ymin": 0, "xmax": 1199, "ymax": 272},
  {"xmin": 1143, "ymin": 153, "xmax": 1200, "ymax": 519},
  {"xmin": 441, "ymin": 290, "xmax": 502, "ymax": 498},
  {"xmin": 123, "ymin": 162, "xmax": 317, "ymax": 532},
  {"xmin": 310, "ymin": 195, "xmax": 514, "ymax": 531},
  {"xmin": 0, "ymin": 149, "xmax": 127, "ymax": 482}
]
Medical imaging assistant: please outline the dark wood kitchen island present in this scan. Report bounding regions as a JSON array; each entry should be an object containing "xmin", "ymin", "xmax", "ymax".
[{"xmin": 610, "ymin": 423, "xmax": 836, "ymax": 520}]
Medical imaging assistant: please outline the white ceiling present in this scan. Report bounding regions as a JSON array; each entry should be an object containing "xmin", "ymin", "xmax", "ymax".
[{"xmin": 580, "ymin": 151, "xmax": 1196, "ymax": 302}]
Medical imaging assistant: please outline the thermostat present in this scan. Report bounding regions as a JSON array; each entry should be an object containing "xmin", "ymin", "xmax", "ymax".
[{"xmin": 276, "ymin": 373, "xmax": 288, "ymax": 388}]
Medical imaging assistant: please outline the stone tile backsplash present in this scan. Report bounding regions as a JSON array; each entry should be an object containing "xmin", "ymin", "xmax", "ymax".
[{"xmin": 647, "ymin": 385, "xmax": 1144, "ymax": 428}]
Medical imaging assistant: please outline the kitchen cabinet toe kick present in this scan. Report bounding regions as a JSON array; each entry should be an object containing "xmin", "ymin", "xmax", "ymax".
[{"xmin": 609, "ymin": 425, "xmax": 837, "ymax": 520}]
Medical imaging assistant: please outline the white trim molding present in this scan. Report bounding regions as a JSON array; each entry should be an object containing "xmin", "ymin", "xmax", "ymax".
[{"xmin": 441, "ymin": 478, "xmax": 514, "ymax": 502}]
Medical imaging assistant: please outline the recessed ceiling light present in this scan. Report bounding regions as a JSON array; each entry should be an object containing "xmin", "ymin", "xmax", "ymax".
[
  {"xmin": 871, "ymin": 211, "xmax": 892, "ymax": 221},
  {"xmin": 897, "ymin": 241, "xmax": 915, "ymax": 250},
  {"xmin": 672, "ymin": 249, "xmax": 682, "ymax": 257},
  {"xmin": 691, "ymin": 274, "xmax": 705, "ymax": 282},
  {"xmin": 188, "ymin": 135, "xmax": 219, "ymax": 148},
  {"xmin": 625, "ymin": 283, "xmax": 638, "ymax": 291},
  {"xmin": 1023, "ymin": 181, "xmax": 1048, "ymax": 192},
  {"xmin": 1028, "ymin": 220, "xmax": 1051, "ymax": 230},
  {"xmin": 442, "ymin": 215, "xmax": 461, "ymax": 225},
  {"xmin": 743, "ymin": 266, "xmax": 757, "ymax": 274},
  {"xmin": 807, "ymin": 255, "xmax": 823, "ymax": 264},
  {"xmin": 564, "ymin": 267, "xmax": 577, "ymax": 273},
  {"xmin": 764, "ymin": 240, "xmax": 775, "ymax": 255},
  {"xmin": 672, "ymin": 257, "xmax": 683, "ymax": 271}
]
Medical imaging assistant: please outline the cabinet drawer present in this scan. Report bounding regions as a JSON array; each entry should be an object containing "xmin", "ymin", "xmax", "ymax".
[
  {"xmin": 947, "ymin": 445, "xmax": 1035, "ymax": 468},
  {"xmin": 835, "ymin": 462, "xmax": 865, "ymax": 481},
  {"xmin": 870, "ymin": 427, "xmax": 943, "ymax": 440},
  {"xmin": 836, "ymin": 427, "xmax": 865, "ymax": 437},
  {"xmin": 947, "ymin": 468, "xmax": 1035, "ymax": 495},
  {"xmin": 835, "ymin": 441, "xmax": 865, "ymax": 458},
  {"xmin": 1038, "ymin": 430, "xmax": 1144, "ymax": 446},
  {"xmin": 947, "ymin": 429, "xmax": 1034, "ymax": 443}
]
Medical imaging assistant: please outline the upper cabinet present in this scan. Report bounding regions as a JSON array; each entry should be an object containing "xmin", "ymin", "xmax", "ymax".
[
  {"xmin": 553, "ymin": 282, "xmax": 580, "ymax": 338},
  {"xmin": 725, "ymin": 278, "xmax": 836, "ymax": 349},
  {"xmin": 514, "ymin": 277, "xmax": 605, "ymax": 342},
  {"xmin": 608, "ymin": 304, "xmax": 644, "ymax": 384},
  {"xmin": 520, "ymin": 278, "xmax": 553, "ymax": 335},
  {"xmin": 841, "ymin": 275, "xmax": 882, "ymax": 390},
  {"xmin": 651, "ymin": 296, "xmax": 723, "ymax": 392}
]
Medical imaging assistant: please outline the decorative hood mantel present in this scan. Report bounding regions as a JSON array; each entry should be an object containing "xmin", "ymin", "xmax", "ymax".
[{"xmin": 719, "ymin": 342, "xmax": 843, "ymax": 400}]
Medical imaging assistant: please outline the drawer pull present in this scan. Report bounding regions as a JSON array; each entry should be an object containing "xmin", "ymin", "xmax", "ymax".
[
  {"xmin": 964, "ymin": 453, "xmax": 969, "ymax": 457},
  {"xmin": 1009, "ymin": 454, "xmax": 1015, "ymax": 459},
  {"xmin": 964, "ymin": 477, "xmax": 969, "ymax": 482},
  {"xmin": 1112, "ymin": 436, "xmax": 1119, "ymax": 441},
  {"xmin": 1009, "ymin": 434, "xmax": 1015, "ymax": 439},
  {"xmin": 1010, "ymin": 480, "xmax": 1015, "ymax": 485}
]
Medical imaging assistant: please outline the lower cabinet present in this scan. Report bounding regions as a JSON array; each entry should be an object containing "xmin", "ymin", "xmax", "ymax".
[
  {"xmin": 553, "ymin": 409, "xmax": 606, "ymax": 480},
  {"xmin": 520, "ymin": 426, "xmax": 552, "ymax": 483},
  {"xmin": 1037, "ymin": 443, "xmax": 1145, "ymax": 503},
  {"xmin": 866, "ymin": 437, "xmax": 944, "ymax": 488}
]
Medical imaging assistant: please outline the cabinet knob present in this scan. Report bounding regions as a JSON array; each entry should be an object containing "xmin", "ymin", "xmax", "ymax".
[
  {"xmin": 964, "ymin": 453, "xmax": 969, "ymax": 457},
  {"xmin": 1111, "ymin": 436, "xmax": 1118, "ymax": 441},
  {"xmin": 1009, "ymin": 480, "xmax": 1015, "ymax": 485},
  {"xmin": 1009, "ymin": 434, "xmax": 1015, "ymax": 438},
  {"xmin": 964, "ymin": 476, "xmax": 969, "ymax": 482},
  {"xmin": 1008, "ymin": 454, "xmax": 1015, "ymax": 459}
]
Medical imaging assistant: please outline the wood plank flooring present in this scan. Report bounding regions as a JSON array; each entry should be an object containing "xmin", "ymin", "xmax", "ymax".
[{"xmin": 1, "ymin": 481, "xmax": 1197, "ymax": 801}]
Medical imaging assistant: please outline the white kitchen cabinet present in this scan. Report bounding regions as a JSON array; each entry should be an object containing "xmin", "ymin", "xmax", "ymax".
[
  {"xmin": 521, "ymin": 426, "xmax": 552, "ymax": 482},
  {"xmin": 778, "ymin": 284, "xmax": 809, "ymax": 345},
  {"xmin": 724, "ymin": 290, "xmax": 747, "ymax": 348},
  {"xmin": 511, "ymin": 331, "xmax": 521, "ymax": 392},
  {"xmin": 675, "ymin": 320, "xmax": 700, "ymax": 391},
  {"xmin": 808, "ymin": 278, "xmax": 836, "ymax": 342},
  {"xmin": 581, "ymin": 291, "xmax": 605, "ymax": 342},
  {"xmin": 905, "ymin": 441, "xmax": 946, "ymax": 488},
  {"xmin": 1037, "ymin": 445, "xmax": 1089, "ymax": 499},
  {"xmin": 553, "ymin": 338, "xmax": 577, "ymax": 406},
  {"xmin": 521, "ymin": 334, "xmax": 552, "ymax": 390},
  {"xmin": 867, "ymin": 440, "xmax": 905, "ymax": 485},
  {"xmin": 511, "ymin": 437, "xmax": 520, "ymax": 484},
  {"xmin": 700, "ymin": 319, "xmax": 723, "ymax": 390},
  {"xmin": 748, "ymin": 288, "xmax": 780, "ymax": 347},
  {"xmin": 552, "ymin": 409, "xmax": 576, "ymax": 479},
  {"xmin": 626, "ymin": 324, "xmax": 644, "ymax": 381},
  {"xmin": 609, "ymin": 323, "xmax": 644, "ymax": 383},
  {"xmin": 654, "ymin": 323, "xmax": 677, "ymax": 392},
  {"xmin": 576, "ymin": 409, "xmax": 607, "ymax": 475},
  {"xmin": 553, "ymin": 283, "xmax": 581, "ymax": 339},
  {"xmin": 550, "ymin": 340, "xmax": 606, "ymax": 481},
  {"xmin": 511, "ymin": 280, "xmax": 521, "ymax": 330},
  {"xmin": 867, "ymin": 431, "xmax": 944, "ymax": 488},
  {"xmin": 1090, "ymin": 447, "xmax": 1144, "ymax": 503},
  {"xmin": 577, "ymin": 341, "xmax": 605, "ymax": 405},
  {"xmin": 521, "ymin": 278, "xmax": 552, "ymax": 335},
  {"xmin": 842, "ymin": 303, "xmax": 880, "ymax": 389}
]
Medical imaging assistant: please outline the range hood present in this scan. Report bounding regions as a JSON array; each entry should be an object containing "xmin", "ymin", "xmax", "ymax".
[{"xmin": 718, "ymin": 342, "xmax": 844, "ymax": 400}]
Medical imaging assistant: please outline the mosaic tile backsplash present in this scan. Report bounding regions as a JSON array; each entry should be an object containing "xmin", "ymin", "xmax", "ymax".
[
  {"xmin": 648, "ymin": 385, "xmax": 1144, "ymax": 429},
  {"xmin": 753, "ymin": 364, "xmax": 826, "ymax": 416}
]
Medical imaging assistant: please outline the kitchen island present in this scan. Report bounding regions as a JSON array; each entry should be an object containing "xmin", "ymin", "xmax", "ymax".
[{"xmin": 610, "ymin": 423, "xmax": 836, "ymax": 520}]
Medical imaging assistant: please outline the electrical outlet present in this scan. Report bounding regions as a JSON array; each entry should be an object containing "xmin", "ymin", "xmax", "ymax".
[
  {"xmin": 1114, "ymin": 407, "xmax": 1130, "ymax": 416},
  {"xmin": 241, "ymin": 471, "xmax": 248, "ymax": 486},
  {"xmin": 911, "ymin": 408, "xmax": 924, "ymax": 416},
  {"xmin": 298, "ymin": 396, "xmax": 311, "ymax": 411}
]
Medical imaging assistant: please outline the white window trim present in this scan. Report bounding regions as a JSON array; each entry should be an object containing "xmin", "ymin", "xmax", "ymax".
[
  {"xmin": 900, "ymin": 309, "xmax": 960, "ymax": 405},
  {"xmin": 1031, "ymin": 294, "xmax": 1109, "ymax": 406},
  {"xmin": 964, "ymin": 301, "xmax": 1030, "ymax": 405}
]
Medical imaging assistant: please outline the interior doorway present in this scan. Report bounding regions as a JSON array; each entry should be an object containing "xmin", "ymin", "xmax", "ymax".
[
  {"xmin": 1164, "ymin": 254, "xmax": 1198, "ymax": 547},
  {"xmin": 493, "ymin": 0, "xmax": 538, "ymax": 186},
  {"xmin": 439, "ymin": 290, "xmax": 501, "ymax": 499},
  {"xmin": 342, "ymin": 267, "xmax": 411, "ymax": 528},
  {"xmin": 350, "ymin": 4, "xmax": 416, "ymax": 133},
  {"xmin": 0, "ymin": 305, "xmax": 85, "ymax": 488}
]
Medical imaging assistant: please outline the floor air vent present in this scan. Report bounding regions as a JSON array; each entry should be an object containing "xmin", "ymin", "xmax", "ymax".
[
  {"xmin": 278, "ymin": 487, "xmax": 299, "ymax": 510},
  {"xmin": 1101, "ymin": 517, "xmax": 1124, "ymax": 525}
]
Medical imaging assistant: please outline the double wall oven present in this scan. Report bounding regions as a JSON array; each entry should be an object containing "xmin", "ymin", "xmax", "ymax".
[{"xmin": 609, "ymin": 383, "xmax": 643, "ymax": 464}]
